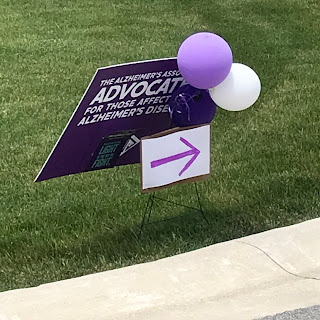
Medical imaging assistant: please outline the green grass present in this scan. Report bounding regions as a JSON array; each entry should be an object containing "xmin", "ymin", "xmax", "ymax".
[{"xmin": 0, "ymin": 0, "xmax": 319, "ymax": 292}]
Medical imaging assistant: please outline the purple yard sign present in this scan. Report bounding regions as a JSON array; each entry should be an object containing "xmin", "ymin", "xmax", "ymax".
[{"xmin": 35, "ymin": 58, "xmax": 186, "ymax": 182}]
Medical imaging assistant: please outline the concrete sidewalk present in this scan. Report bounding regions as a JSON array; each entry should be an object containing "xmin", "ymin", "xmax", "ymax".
[{"xmin": 1, "ymin": 218, "xmax": 320, "ymax": 320}]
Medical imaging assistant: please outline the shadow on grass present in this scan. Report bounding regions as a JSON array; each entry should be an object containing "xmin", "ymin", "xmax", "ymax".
[
  {"xmin": 44, "ymin": 200, "xmax": 257, "ymax": 273},
  {"xmin": 59, "ymin": 173, "xmax": 319, "ymax": 272},
  {"xmin": 2, "ymin": 173, "xmax": 318, "ymax": 292}
]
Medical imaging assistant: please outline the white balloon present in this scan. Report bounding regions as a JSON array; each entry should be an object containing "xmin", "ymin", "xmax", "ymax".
[{"xmin": 209, "ymin": 63, "xmax": 261, "ymax": 111}]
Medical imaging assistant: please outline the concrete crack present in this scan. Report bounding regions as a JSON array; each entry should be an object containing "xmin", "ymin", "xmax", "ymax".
[{"xmin": 236, "ymin": 240, "xmax": 320, "ymax": 281}]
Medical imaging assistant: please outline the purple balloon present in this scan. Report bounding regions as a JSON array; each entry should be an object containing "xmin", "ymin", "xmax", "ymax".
[
  {"xmin": 169, "ymin": 84, "xmax": 217, "ymax": 127},
  {"xmin": 177, "ymin": 32, "xmax": 233, "ymax": 89}
]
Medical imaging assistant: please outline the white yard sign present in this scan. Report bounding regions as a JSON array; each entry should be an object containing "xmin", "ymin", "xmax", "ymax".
[{"xmin": 141, "ymin": 125, "xmax": 211, "ymax": 192}]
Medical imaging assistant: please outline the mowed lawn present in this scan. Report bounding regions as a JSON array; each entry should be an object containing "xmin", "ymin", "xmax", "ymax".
[{"xmin": 0, "ymin": 0, "xmax": 319, "ymax": 291}]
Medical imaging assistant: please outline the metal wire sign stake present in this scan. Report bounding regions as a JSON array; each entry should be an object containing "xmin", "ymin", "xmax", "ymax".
[{"xmin": 138, "ymin": 182, "xmax": 210, "ymax": 238}]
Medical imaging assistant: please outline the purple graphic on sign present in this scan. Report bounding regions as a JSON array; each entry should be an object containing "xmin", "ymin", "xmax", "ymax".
[
  {"xmin": 150, "ymin": 137, "xmax": 200, "ymax": 176},
  {"xmin": 35, "ymin": 58, "xmax": 186, "ymax": 182}
]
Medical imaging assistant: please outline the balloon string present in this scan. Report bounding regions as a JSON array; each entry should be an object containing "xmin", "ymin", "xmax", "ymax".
[
  {"xmin": 169, "ymin": 93, "xmax": 198, "ymax": 122},
  {"xmin": 169, "ymin": 93, "xmax": 192, "ymax": 122},
  {"xmin": 179, "ymin": 94, "xmax": 191, "ymax": 121},
  {"xmin": 169, "ymin": 101, "xmax": 174, "ymax": 118}
]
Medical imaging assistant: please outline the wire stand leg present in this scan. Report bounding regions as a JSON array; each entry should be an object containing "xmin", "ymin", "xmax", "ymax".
[
  {"xmin": 138, "ymin": 183, "xmax": 210, "ymax": 237},
  {"xmin": 138, "ymin": 193, "xmax": 155, "ymax": 239},
  {"xmin": 194, "ymin": 182, "xmax": 210, "ymax": 226},
  {"xmin": 146, "ymin": 193, "xmax": 155, "ymax": 223}
]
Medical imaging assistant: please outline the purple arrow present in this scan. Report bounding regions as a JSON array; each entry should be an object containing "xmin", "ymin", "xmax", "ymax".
[{"xmin": 150, "ymin": 137, "xmax": 200, "ymax": 176}]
